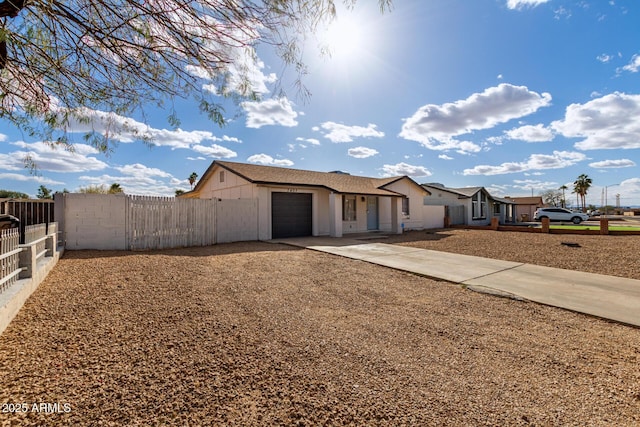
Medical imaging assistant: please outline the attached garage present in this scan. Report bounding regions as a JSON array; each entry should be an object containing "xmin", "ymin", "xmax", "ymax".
[{"xmin": 271, "ymin": 192, "xmax": 312, "ymax": 238}]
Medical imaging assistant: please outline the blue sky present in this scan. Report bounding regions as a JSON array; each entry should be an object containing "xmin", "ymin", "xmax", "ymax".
[{"xmin": 1, "ymin": 0, "xmax": 640, "ymax": 207}]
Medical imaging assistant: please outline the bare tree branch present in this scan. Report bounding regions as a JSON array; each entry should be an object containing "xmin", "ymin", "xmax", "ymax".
[{"xmin": 0, "ymin": 0, "xmax": 392, "ymax": 153}]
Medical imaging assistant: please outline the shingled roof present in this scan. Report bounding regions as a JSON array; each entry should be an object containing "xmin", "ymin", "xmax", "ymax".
[
  {"xmin": 422, "ymin": 184, "xmax": 484, "ymax": 198},
  {"xmin": 189, "ymin": 161, "xmax": 428, "ymax": 197}
]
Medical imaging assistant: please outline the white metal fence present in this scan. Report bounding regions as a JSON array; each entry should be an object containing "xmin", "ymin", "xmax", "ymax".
[
  {"xmin": 0, "ymin": 222, "xmax": 58, "ymax": 294},
  {"xmin": 24, "ymin": 224, "xmax": 47, "ymax": 262},
  {"xmin": 0, "ymin": 228, "xmax": 21, "ymax": 292}
]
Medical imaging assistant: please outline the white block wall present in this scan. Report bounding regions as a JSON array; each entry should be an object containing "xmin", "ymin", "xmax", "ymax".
[
  {"xmin": 423, "ymin": 205, "xmax": 446, "ymax": 229},
  {"xmin": 63, "ymin": 194, "xmax": 128, "ymax": 250}
]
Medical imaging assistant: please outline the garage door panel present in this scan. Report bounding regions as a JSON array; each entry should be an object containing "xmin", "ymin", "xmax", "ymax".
[{"xmin": 272, "ymin": 193, "xmax": 312, "ymax": 238}]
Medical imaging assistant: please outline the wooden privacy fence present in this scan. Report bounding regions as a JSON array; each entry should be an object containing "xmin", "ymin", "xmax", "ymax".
[
  {"xmin": 58, "ymin": 194, "xmax": 259, "ymax": 250},
  {"xmin": 128, "ymin": 196, "xmax": 216, "ymax": 250},
  {"xmin": 446, "ymin": 205, "xmax": 465, "ymax": 225}
]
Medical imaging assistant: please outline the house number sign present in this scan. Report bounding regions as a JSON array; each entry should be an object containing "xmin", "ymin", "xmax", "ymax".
[{"xmin": 287, "ymin": 188, "xmax": 298, "ymax": 192}]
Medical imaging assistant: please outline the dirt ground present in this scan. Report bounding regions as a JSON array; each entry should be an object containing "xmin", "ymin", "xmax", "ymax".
[{"xmin": 0, "ymin": 234, "xmax": 639, "ymax": 425}]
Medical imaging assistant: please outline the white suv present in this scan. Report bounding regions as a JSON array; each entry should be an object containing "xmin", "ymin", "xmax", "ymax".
[{"xmin": 534, "ymin": 208, "xmax": 590, "ymax": 224}]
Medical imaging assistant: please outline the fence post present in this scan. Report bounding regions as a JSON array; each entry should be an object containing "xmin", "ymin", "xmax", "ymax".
[
  {"xmin": 18, "ymin": 245, "xmax": 36, "ymax": 279},
  {"xmin": 599, "ymin": 218, "xmax": 609, "ymax": 235},
  {"xmin": 490, "ymin": 217, "xmax": 499, "ymax": 230},
  {"xmin": 541, "ymin": 217, "xmax": 550, "ymax": 233},
  {"xmin": 45, "ymin": 233, "xmax": 57, "ymax": 257}
]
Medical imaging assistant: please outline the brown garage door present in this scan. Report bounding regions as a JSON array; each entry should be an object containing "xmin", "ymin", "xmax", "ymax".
[{"xmin": 271, "ymin": 192, "xmax": 312, "ymax": 238}]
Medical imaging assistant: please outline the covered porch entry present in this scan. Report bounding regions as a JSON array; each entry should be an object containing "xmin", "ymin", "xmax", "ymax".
[{"xmin": 327, "ymin": 193, "xmax": 403, "ymax": 237}]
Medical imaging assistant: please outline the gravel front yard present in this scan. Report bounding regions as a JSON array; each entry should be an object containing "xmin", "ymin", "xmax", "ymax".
[
  {"xmin": 0, "ymin": 234, "xmax": 639, "ymax": 425},
  {"xmin": 378, "ymin": 229, "xmax": 640, "ymax": 280}
]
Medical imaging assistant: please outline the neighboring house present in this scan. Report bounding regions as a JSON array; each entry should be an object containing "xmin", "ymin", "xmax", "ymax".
[
  {"xmin": 180, "ymin": 161, "xmax": 430, "ymax": 240},
  {"xmin": 505, "ymin": 196, "xmax": 544, "ymax": 222},
  {"xmin": 422, "ymin": 184, "xmax": 515, "ymax": 226}
]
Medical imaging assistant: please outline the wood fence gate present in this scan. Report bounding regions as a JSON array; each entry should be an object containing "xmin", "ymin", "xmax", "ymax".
[
  {"xmin": 127, "ymin": 196, "xmax": 217, "ymax": 250},
  {"xmin": 446, "ymin": 205, "xmax": 466, "ymax": 225}
]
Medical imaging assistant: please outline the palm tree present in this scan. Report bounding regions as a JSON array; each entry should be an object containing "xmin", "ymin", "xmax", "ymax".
[
  {"xmin": 558, "ymin": 185, "xmax": 568, "ymax": 208},
  {"xmin": 188, "ymin": 172, "xmax": 198, "ymax": 190},
  {"xmin": 573, "ymin": 174, "xmax": 592, "ymax": 212}
]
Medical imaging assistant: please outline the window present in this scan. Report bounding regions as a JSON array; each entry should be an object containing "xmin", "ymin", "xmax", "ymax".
[
  {"xmin": 402, "ymin": 197, "xmax": 410, "ymax": 216},
  {"xmin": 219, "ymin": 171, "xmax": 225, "ymax": 183},
  {"xmin": 472, "ymin": 192, "xmax": 487, "ymax": 219},
  {"xmin": 342, "ymin": 195, "xmax": 356, "ymax": 221},
  {"xmin": 493, "ymin": 202, "xmax": 500, "ymax": 215}
]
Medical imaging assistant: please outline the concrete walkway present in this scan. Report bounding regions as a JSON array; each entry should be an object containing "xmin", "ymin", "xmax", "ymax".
[{"xmin": 273, "ymin": 237, "xmax": 640, "ymax": 327}]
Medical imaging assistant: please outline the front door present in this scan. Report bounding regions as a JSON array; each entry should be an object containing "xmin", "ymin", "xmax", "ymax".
[{"xmin": 367, "ymin": 197, "xmax": 378, "ymax": 230}]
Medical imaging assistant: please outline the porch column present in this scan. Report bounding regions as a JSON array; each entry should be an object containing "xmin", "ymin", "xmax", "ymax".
[
  {"xmin": 390, "ymin": 197, "xmax": 402, "ymax": 234},
  {"xmin": 329, "ymin": 193, "xmax": 343, "ymax": 237}
]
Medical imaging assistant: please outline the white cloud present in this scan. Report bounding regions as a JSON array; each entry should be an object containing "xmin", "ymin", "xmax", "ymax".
[
  {"xmin": 507, "ymin": 0, "xmax": 550, "ymax": 10},
  {"xmin": 463, "ymin": 151, "xmax": 587, "ymax": 176},
  {"xmin": 296, "ymin": 137, "xmax": 321, "ymax": 146},
  {"xmin": 317, "ymin": 122, "xmax": 385, "ymax": 143},
  {"xmin": 512, "ymin": 179, "xmax": 559, "ymax": 193},
  {"xmin": 185, "ymin": 28, "xmax": 277, "ymax": 96},
  {"xmin": 145, "ymin": 128, "xmax": 224, "ymax": 149},
  {"xmin": 113, "ymin": 163, "xmax": 172, "ymax": 178},
  {"xmin": 400, "ymin": 84, "xmax": 551, "ymax": 153},
  {"xmin": 0, "ymin": 173, "xmax": 64, "ymax": 185},
  {"xmin": 191, "ymin": 144, "xmax": 237, "ymax": 158},
  {"xmin": 438, "ymin": 154, "xmax": 454, "ymax": 160},
  {"xmin": 246, "ymin": 154, "xmax": 294, "ymax": 166},
  {"xmin": 212, "ymin": 135, "xmax": 242, "ymax": 144},
  {"xmin": 381, "ymin": 162, "xmax": 432, "ymax": 177},
  {"xmin": 77, "ymin": 173, "xmax": 178, "ymax": 196},
  {"xmin": 601, "ymin": 178, "xmax": 640, "ymax": 207},
  {"xmin": 242, "ymin": 98, "xmax": 298, "ymax": 128},
  {"xmin": 0, "ymin": 141, "xmax": 108, "ymax": 172},
  {"xmin": 619, "ymin": 178, "xmax": 640, "ymax": 197},
  {"xmin": 58, "ymin": 107, "xmax": 238, "ymax": 151},
  {"xmin": 597, "ymin": 53, "xmax": 613, "ymax": 63},
  {"xmin": 589, "ymin": 159, "xmax": 636, "ymax": 169},
  {"xmin": 620, "ymin": 54, "xmax": 640, "ymax": 73},
  {"xmin": 551, "ymin": 92, "xmax": 640, "ymax": 150},
  {"xmin": 505, "ymin": 124, "xmax": 554, "ymax": 142},
  {"xmin": 347, "ymin": 146, "xmax": 379, "ymax": 158},
  {"xmin": 0, "ymin": 133, "xmax": 6, "ymax": 142}
]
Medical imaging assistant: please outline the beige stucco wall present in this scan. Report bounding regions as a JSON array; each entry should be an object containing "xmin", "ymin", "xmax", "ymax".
[
  {"xmin": 385, "ymin": 179, "xmax": 428, "ymax": 231},
  {"xmin": 198, "ymin": 166, "xmax": 333, "ymax": 239},
  {"xmin": 198, "ymin": 165, "xmax": 256, "ymax": 199},
  {"xmin": 424, "ymin": 188, "xmax": 493, "ymax": 226},
  {"xmin": 196, "ymin": 166, "xmax": 420, "ymax": 238},
  {"xmin": 424, "ymin": 188, "xmax": 464, "ymax": 207}
]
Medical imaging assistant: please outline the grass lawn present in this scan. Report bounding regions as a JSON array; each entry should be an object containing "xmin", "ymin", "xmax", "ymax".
[{"xmin": 549, "ymin": 224, "xmax": 640, "ymax": 231}]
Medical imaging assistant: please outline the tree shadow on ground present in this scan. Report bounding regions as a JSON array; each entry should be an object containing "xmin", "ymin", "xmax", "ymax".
[{"xmin": 60, "ymin": 241, "xmax": 303, "ymax": 260}]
